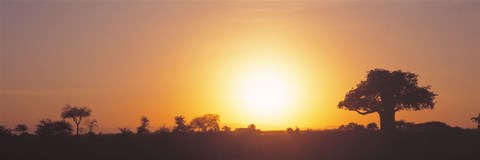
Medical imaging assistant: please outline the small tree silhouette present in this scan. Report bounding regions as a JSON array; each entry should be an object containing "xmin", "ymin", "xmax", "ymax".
[
  {"xmin": 338, "ymin": 69, "xmax": 437, "ymax": 131},
  {"xmin": 247, "ymin": 124, "xmax": 256, "ymax": 131},
  {"xmin": 366, "ymin": 123, "xmax": 378, "ymax": 130},
  {"xmin": 190, "ymin": 114, "xmax": 220, "ymax": 132},
  {"xmin": 173, "ymin": 116, "xmax": 191, "ymax": 133},
  {"xmin": 35, "ymin": 119, "xmax": 73, "ymax": 136},
  {"xmin": 471, "ymin": 113, "xmax": 480, "ymax": 129},
  {"xmin": 136, "ymin": 116, "xmax": 150, "ymax": 134},
  {"xmin": 14, "ymin": 124, "xmax": 29, "ymax": 136},
  {"xmin": 83, "ymin": 119, "xmax": 98, "ymax": 135},
  {"xmin": 61, "ymin": 104, "xmax": 92, "ymax": 135}
]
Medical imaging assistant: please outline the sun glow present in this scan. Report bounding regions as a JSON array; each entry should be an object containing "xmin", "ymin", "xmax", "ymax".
[
  {"xmin": 221, "ymin": 38, "xmax": 316, "ymax": 128},
  {"xmin": 233, "ymin": 64, "xmax": 300, "ymax": 123}
]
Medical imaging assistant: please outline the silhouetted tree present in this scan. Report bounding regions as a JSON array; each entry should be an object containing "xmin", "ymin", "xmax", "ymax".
[
  {"xmin": 395, "ymin": 120, "xmax": 416, "ymax": 130},
  {"xmin": 137, "ymin": 116, "xmax": 150, "ymax": 134},
  {"xmin": 83, "ymin": 119, "xmax": 98, "ymax": 135},
  {"xmin": 35, "ymin": 119, "xmax": 73, "ymax": 136},
  {"xmin": 118, "ymin": 127, "xmax": 133, "ymax": 135},
  {"xmin": 222, "ymin": 126, "xmax": 232, "ymax": 132},
  {"xmin": 338, "ymin": 69, "xmax": 437, "ymax": 131},
  {"xmin": 471, "ymin": 113, "xmax": 480, "ymax": 129},
  {"xmin": 190, "ymin": 114, "xmax": 220, "ymax": 132},
  {"xmin": 154, "ymin": 124, "xmax": 170, "ymax": 135},
  {"xmin": 338, "ymin": 122, "xmax": 365, "ymax": 131},
  {"xmin": 173, "ymin": 116, "xmax": 191, "ymax": 133},
  {"xmin": 248, "ymin": 124, "xmax": 256, "ymax": 130},
  {"xmin": 0, "ymin": 125, "xmax": 13, "ymax": 136},
  {"xmin": 61, "ymin": 104, "xmax": 92, "ymax": 135},
  {"xmin": 246, "ymin": 124, "xmax": 255, "ymax": 130},
  {"xmin": 14, "ymin": 124, "xmax": 29, "ymax": 136},
  {"xmin": 366, "ymin": 123, "xmax": 378, "ymax": 130}
]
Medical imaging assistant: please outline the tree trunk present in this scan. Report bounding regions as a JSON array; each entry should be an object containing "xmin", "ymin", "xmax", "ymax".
[
  {"xmin": 379, "ymin": 108, "xmax": 396, "ymax": 131},
  {"xmin": 76, "ymin": 123, "xmax": 80, "ymax": 135}
]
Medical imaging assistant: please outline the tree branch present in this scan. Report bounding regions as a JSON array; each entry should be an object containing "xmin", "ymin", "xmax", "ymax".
[
  {"xmin": 394, "ymin": 108, "xmax": 402, "ymax": 112},
  {"xmin": 354, "ymin": 109, "xmax": 377, "ymax": 115}
]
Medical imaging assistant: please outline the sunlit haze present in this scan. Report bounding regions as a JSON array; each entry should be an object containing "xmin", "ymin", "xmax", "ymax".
[{"xmin": 1, "ymin": 0, "xmax": 480, "ymax": 133}]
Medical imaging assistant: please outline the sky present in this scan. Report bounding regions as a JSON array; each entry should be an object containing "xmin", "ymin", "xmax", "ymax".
[{"xmin": 1, "ymin": 0, "xmax": 480, "ymax": 133}]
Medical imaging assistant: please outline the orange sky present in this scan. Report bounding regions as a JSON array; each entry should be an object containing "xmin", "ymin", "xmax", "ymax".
[{"xmin": 1, "ymin": 1, "xmax": 480, "ymax": 133}]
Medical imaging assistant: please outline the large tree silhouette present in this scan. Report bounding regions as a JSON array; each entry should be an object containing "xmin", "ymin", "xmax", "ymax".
[
  {"xmin": 338, "ymin": 69, "xmax": 437, "ymax": 131},
  {"xmin": 61, "ymin": 104, "xmax": 91, "ymax": 135}
]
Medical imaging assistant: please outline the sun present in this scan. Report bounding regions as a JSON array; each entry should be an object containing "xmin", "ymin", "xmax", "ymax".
[{"xmin": 234, "ymin": 66, "xmax": 298, "ymax": 122}]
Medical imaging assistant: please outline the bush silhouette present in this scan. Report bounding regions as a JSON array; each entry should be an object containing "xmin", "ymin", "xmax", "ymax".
[
  {"xmin": 287, "ymin": 127, "xmax": 301, "ymax": 134},
  {"xmin": 235, "ymin": 124, "xmax": 261, "ymax": 135},
  {"xmin": 395, "ymin": 120, "xmax": 416, "ymax": 130},
  {"xmin": 338, "ymin": 123, "xmax": 365, "ymax": 131},
  {"xmin": 0, "ymin": 125, "xmax": 13, "ymax": 136},
  {"xmin": 338, "ymin": 69, "xmax": 437, "ymax": 131},
  {"xmin": 154, "ymin": 124, "xmax": 171, "ymax": 135},
  {"xmin": 190, "ymin": 114, "xmax": 220, "ymax": 132},
  {"xmin": 118, "ymin": 127, "xmax": 134, "ymax": 135},
  {"xmin": 222, "ymin": 126, "xmax": 232, "ymax": 132},
  {"xmin": 366, "ymin": 123, "xmax": 379, "ymax": 130},
  {"xmin": 414, "ymin": 121, "xmax": 452, "ymax": 130},
  {"xmin": 35, "ymin": 119, "xmax": 73, "ymax": 136}
]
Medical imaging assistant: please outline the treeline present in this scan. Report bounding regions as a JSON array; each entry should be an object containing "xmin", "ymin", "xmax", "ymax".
[
  {"xmin": 336, "ymin": 120, "xmax": 465, "ymax": 131},
  {"xmin": 1, "ymin": 104, "xmax": 480, "ymax": 137},
  {"xmin": 0, "ymin": 104, "xmax": 262, "ymax": 137},
  {"xmin": 115, "ymin": 114, "xmax": 260, "ymax": 135}
]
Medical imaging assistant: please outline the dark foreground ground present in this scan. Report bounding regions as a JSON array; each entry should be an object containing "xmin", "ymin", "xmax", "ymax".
[{"xmin": 1, "ymin": 130, "xmax": 479, "ymax": 160}]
